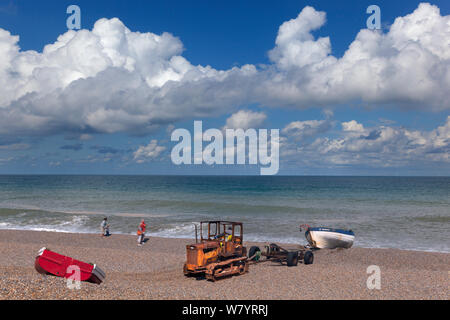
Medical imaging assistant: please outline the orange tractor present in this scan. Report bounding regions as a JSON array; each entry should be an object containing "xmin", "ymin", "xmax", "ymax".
[{"xmin": 183, "ymin": 221, "xmax": 248, "ymax": 281}]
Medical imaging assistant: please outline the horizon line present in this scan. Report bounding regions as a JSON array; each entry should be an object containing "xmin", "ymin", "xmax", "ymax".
[{"xmin": 0, "ymin": 174, "xmax": 449, "ymax": 178}]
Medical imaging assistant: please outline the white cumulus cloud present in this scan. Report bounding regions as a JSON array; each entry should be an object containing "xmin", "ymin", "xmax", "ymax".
[
  {"xmin": 224, "ymin": 110, "xmax": 267, "ymax": 130},
  {"xmin": 282, "ymin": 119, "xmax": 333, "ymax": 142},
  {"xmin": 281, "ymin": 116, "xmax": 450, "ymax": 167},
  {"xmin": 133, "ymin": 139, "xmax": 166, "ymax": 163},
  {"xmin": 259, "ymin": 3, "xmax": 450, "ymax": 111},
  {"xmin": 342, "ymin": 120, "xmax": 365, "ymax": 133},
  {"xmin": 0, "ymin": 3, "xmax": 448, "ymax": 140}
]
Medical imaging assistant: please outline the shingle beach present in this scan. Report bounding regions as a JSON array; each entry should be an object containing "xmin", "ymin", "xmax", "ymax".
[{"xmin": 0, "ymin": 230, "xmax": 448, "ymax": 300}]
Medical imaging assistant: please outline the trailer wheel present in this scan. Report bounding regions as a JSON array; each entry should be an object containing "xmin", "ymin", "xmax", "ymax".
[
  {"xmin": 286, "ymin": 251, "xmax": 298, "ymax": 267},
  {"xmin": 304, "ymin": 251, "xmax": 314, "ymax": 265},
  {"xmin": 249, "ymin": 246, "xmax": 261, "ymax": 261}
]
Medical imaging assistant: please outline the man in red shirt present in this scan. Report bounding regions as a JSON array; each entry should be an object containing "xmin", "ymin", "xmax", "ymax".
[{"xmin": 137, "ymin": 219, "xmax": 146, "ymax": 246}]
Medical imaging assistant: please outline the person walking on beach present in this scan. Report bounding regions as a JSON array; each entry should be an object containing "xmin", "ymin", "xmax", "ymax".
[
  {"xmin": 137, "ymin": 219, "xmax": 146, "ymax": 246},
  {"xmin": 100, "ymin": 217, "xmax": 110, "ymax": 237}
]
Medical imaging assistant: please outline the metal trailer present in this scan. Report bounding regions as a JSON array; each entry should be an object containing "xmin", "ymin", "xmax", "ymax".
[{"xmin": 248, "ymin": 243, "xmax": 314, "ymax": 267}]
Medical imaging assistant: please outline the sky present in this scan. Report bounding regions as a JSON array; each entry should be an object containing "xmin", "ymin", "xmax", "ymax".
[{"xmin": 0, "ymin": 0, "xmax": 449, "ymax": 175}]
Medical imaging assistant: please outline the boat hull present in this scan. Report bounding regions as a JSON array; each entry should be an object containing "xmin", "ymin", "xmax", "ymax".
[
  {"xmin": 35, "ymin": 247, "xmax": 105, "ymax": 284},
  {"xmin": 305, "ymin": 228, "xmax": 355, "ymax": 249}
]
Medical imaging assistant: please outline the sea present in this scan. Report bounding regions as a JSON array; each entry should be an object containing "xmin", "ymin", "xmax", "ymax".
[{"xmin": 0, "ymin": 175, "xmax": 448, "ymax": 253}]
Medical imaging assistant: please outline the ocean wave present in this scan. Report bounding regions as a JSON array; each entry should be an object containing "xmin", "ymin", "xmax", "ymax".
[{"xmin": 0, "ymin": 222, "xmax": 448, "ymax": 253}]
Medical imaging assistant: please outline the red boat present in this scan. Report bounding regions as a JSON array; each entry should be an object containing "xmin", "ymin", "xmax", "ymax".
[{"xmin": 35, "ymin": 247, "xmax": 106, "ymax": 284}]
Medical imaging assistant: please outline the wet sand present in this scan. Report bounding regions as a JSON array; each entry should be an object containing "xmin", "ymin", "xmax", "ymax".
[{"xmin": 0, "ymin": 230, "xmax": 448, "ymax": 300}]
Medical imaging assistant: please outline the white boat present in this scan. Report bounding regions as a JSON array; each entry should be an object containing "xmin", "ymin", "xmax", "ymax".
[{"xmin": 303, "ymin": 226, "xmax": 355, "ymax": 249}]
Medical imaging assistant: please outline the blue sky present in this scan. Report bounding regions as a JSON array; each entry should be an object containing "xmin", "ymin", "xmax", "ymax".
[{"xmin": 0, "ymin": 0, "xmax": 449, "ymax": 175}]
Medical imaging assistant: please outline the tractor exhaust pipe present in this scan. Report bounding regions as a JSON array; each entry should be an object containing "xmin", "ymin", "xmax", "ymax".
[{"xmin": 194, "ymin": 223, "xmax": 198, "ymax": 243}]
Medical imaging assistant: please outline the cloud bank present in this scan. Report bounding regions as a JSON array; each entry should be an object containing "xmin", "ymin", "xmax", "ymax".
[
  {"xmin": 280, "ymin": 116, "xmax": 450, "ymax": 168},
  {"xmin": 0, "ymin": 3, "xmax": 449, "ymax": 139}
]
